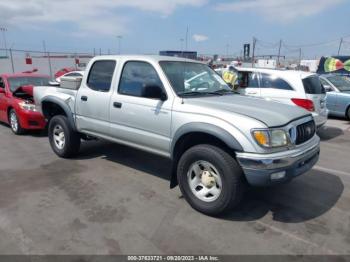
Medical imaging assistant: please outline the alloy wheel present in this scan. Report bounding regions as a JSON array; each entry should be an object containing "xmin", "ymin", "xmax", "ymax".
[
  {"xmin": 53, "ymin": 124, "xmax": 65, "ymax": 150},
  {"xmin": 187, "ymin": 160, "xmax": 222, "ymax": 202}
]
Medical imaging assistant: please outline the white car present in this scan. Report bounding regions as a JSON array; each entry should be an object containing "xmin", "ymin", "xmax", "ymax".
[
  {"xmin": 235, "ymin": 68, "xmax": 328, "ymax": 128},
  {"xmin": 55, "ymin": 71, "xmax": 84, "ymax": 83}
]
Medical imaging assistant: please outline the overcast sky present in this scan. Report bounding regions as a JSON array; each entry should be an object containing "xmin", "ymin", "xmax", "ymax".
[{"xmin": 0, "ymin": 0, "xmax": 349, "ymax": 58}]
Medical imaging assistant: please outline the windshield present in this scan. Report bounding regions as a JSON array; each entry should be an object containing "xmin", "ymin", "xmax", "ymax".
[
  {"xmin": 8, "ymin": 77, "xmax": 50, "ymax": 93},
  {"xmin": 326, "ymin": 75, "xmax": 350, "ymax": 92},
  {"xmin": 159, "ymin": 61, "xmax": 232, "ymax": 97}
]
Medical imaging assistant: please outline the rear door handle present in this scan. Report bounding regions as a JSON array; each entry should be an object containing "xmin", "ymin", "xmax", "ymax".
[
  {"xmin": 81, "ymin": 96, "xmax": 88, "ymax": 101},
  {"xmin": 247, "ymin": 92, "xmax": 257, "ymax": 95},
  {"xmin": 113, "ymin": 102, "xmax": 122, "ymax": 108}
]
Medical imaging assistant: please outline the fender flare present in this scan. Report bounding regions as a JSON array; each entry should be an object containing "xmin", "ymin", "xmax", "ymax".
[
  {"xmin": 169, "ymin": 123, "xmax": 244, "ymax": 188},
  {"xmin": 41, "ymin": 96, "xmax": 77, "ymax": 131},
  {"xmin": 171, "ymin": 122, "xmax": 243, "ymax": 159}
]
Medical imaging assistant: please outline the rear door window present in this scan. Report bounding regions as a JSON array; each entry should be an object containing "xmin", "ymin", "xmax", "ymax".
[
  {"xmin": 302, "ymin": 76, "xmax": 325, "ymax": 94},
  {"xmin": 237, "ymin": 71, "xmax": 259, "ymax": 88},
  {"xmin": 260, "ymin": 73, "xmax": 294, "ymax": 90},
  {"xmin": 87, "ymin": 60, "xmax": 116, "ymax": 92}
]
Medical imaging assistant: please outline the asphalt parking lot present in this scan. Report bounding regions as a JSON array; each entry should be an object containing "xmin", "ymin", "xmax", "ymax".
[{"xmin": 0, "ymin": 118, "xmax": 350, "ymax": 255}]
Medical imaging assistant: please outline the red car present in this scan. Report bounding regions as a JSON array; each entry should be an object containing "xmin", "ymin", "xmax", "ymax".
[
  {"xmin": 54, "ymin": 67, "xmax": 75, "ymax": 79},
  {"xmin": 0, "ymin": 73, "xmax": 50, "ymax": 134}
]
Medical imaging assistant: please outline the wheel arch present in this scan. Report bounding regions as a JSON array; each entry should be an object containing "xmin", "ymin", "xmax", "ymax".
[
  {"xmin": 41, "ymin": 96, "xmax": 76, "ymax": 130},
  {"xmin": 346, "ymin": 103, "xmax": 350, "ymax": 120},
  {"xmin": 169, "ymin": 123, "xmax": 243, "ymax": 188},
  {"xmin": 7, "ymin": 106, "xmax": 14, "ymax": 121}
]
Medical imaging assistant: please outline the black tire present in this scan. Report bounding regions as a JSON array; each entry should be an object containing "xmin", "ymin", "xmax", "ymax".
[
  {"xmin": 48, "ymin": 115, "xmax": 81, "ymax": 158},
  {"xmin": 177, "ymin": 144, "xmax": 245, "ymax": 216},
  {"xmin": 9, "ymin": 109, "xmax": 25, "ymax": 135},
  {"xmin": 346, "ymin": 107, "xmax": 350, "ymax": 120}
]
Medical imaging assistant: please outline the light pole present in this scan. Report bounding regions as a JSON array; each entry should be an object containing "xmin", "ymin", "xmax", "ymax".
[
  {"xmin": 180, "ymin": 38, "xmax": 184, "ymax": 56},
  {"xmin": 225, "ymin": 43, "xmax": 230, "ymax": 58},
  {"xmin": 0, "ymin": 27, "xmax": 8, "ymax": 57},
  {"xmin": 116, "ymin": 35, "xmax": 123, "ymax": 54}
]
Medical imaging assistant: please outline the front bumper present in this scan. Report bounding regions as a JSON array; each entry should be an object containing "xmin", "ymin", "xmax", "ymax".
[
  {"xmin": 18, "ymin": 110, "xmax": 47, "ymax": 130},
  {"xmin": 236, "ymin": 136, "xmax": 320, "ymax": 186}
]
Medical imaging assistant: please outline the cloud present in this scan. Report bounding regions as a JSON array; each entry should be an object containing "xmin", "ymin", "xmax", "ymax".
[
  {"xmin": 215, "ymin": 0, "xmax": 345, "ymax": 22},
  {"xmin": 0, "ymin": 0, "xmax": 208, "ymax": 35},
  {"xmin": 193, "ymin": 34, "xmax": 209, "ymax": 42}
]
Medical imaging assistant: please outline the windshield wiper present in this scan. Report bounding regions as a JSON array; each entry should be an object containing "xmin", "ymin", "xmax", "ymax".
[
  {"xmin": 211, "ymin": 89, "xmax": 240, "ymax": 95},
  {"xmin": 178, "ymin": 91, "xmax": 225, "ymax": 97}
]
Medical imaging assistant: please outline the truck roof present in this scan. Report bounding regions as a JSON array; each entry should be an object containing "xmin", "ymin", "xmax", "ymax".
[{"xmin": 93, "ymin": 55, "xmax": 204, "ymax": 64}]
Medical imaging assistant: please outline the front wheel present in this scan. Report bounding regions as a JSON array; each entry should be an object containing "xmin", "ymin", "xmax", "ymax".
[
  {"xmin": 177, "ymin": 144, "xmax": 245, "ymax": 216},
  {"xmin": 48, "ymin": 115, "xmax": 81, "ymax": 158},
  {"xmin": 346, "ymin": 107, "xmax": 350, "ymax": 120},
  {"xmin": 9, "ymin": 109, "xmax": 25, "ymax": 135}
]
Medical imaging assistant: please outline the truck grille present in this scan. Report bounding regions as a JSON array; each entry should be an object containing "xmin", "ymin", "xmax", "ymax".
[{"xmin": 295, "ymin": 120, "xmax": 316, "ymax": 145}]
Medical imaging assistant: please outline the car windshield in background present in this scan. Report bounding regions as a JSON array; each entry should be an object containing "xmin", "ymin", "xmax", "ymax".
[
  {"xmin": 159, "ymin": 61, "xmax": 231, "ymax": 97},
  {"xmin": 8, "ymin": 77, "xmax": 50, "ymax": 92},
  {"xmin": 302, "ymin": 76, "xmax": 325, "ymax": 94},
  {"xmin": 326, "ymin": 75, "xmax": 350, "ymax": 92}
]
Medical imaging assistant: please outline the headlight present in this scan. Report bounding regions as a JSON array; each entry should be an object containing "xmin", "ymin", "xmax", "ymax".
[
  {"xmin": 19, "ymin": 101, "xmax": 37, "ymax": 111},
  {"xmin": 252, "ymin": 129, "xmax": 289, "ymax": 148}
]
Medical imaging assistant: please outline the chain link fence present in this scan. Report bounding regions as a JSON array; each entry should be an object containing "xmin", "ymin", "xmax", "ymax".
[{"xmin": 0, "ymin": 48, "xmax": 94, "ymax": 77}]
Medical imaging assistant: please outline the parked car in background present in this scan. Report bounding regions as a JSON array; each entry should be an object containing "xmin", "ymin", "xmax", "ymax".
[
  {"xmin": 235, "ymin": 68, "xmax": 328, "ymax": 128},
  {"xmin": 0, "ymin": 73, "xmax": 49, "ymax": 134},
  {"xmin": 34, "ymin": 55, "xmax": 320, "ymax": 215},
  {"xmin": 54, "ymin": 67, "xmax": 75, "ymax": 79},
  {"xmin": 55, "ymin": 71, "xmax": 84, "ymax": 83},
  {"xmin": 320, "ymin": 74, "xmax": 350, "ymax": 119}
]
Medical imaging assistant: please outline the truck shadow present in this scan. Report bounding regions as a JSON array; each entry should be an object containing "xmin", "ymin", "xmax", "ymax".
[
  {"xmin": 78, "ymin": 140, "xmax": 344, "ymax": 224},
  {"xmin": 78, "ymin": 140, "xmax": 172, "ymax": 181},
  {"xmin": 221, "ymin": 170, "xmax": 344, "ymax": 223},
  {"xmin": 317, "ymin": 126, "xmax": 344, "ymax": 141}
]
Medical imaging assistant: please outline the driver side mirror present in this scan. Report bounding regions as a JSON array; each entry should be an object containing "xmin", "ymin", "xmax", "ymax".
[
  {"xmin": 142, "ymin": 84, "xmax": 167, "ymax": 101},
  {"xmin": 0, "ymin": 88, "xmax": 4, "ymax": 94}
]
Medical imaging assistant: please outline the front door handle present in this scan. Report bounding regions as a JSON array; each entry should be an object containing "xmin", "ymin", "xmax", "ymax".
[
  {"xmin": 247, "ymin": 92, "xmax": 257, "ymax": 95},
  {"xmin": 81, "ymin": 96, "xmax": 88, "ymax": 101},
  {"xmin": 113, "ymin": 102, "xmax": 122, "ymax": 108}
]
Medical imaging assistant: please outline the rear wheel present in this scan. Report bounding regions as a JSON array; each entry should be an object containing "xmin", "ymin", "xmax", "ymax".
[
  {"xmin": 177, "ymin": 144, "xmax": 245, "ymax": 216},
  {"xmin": 346, "ymin": 107, "xmax": 350, "ymax": 120},
  {"xmin": 9, "ymin": 109, "xmax": 25, "ymax": 135},
  {"xmin": 48, "ymin": 115, "xmax": 80, "ymax": 158}
]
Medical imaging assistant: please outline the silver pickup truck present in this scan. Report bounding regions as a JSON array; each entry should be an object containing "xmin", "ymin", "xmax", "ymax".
[{"xmin": 34, "ymin": 55, "xmax": 320, "ymax": 215}]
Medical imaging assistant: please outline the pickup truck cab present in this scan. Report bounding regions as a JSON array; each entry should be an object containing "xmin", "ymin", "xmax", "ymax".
[{"xmin": 34, "ymin": 56, "xmax": 320, "ymax": 215}]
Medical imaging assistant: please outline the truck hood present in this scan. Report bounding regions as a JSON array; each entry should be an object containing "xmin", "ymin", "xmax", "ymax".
[{"xmin": 184, "ymin": 95, "xmax": 311, "ymax": 127}]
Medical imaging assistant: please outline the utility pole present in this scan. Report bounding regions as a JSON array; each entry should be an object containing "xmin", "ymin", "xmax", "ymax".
[
  {"xmin": 185, "ymin": 26, "xmax": 189, "ymax": 52},
  {"xmin": 43, "ymin": 40, "xmax": 53, "ymax": 77},
  {"xmin": 277, "ymin": 39, "xmax": 282, "ymax": 68},
  {"xmin": 0, "ymin": 27, "xmax": 8, "ymax": 57},
  {"xmin": 226, "ymin": 43, "xmax": 229, "ymax": 58},
  {"xmin": 9, "ymin": 48, "xmax": 14, "ymax": 73},
  {"xmin": 251, "ymin": 37, "xmax": 257, "ymax": 68},
  {"xmin": 299, "ymin": 48, "xmax": 302, "ymax": 67},
  {"xmin": 338, "ymin": 38, "xmax": 343, "ymax": 55},
  {"xmin": 116, "ymin": 35, "xmax": 123, "ymax": 54},
  {"xmin": 180, "ymin": 38, "xmax": 184, "ymax": 56}
]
